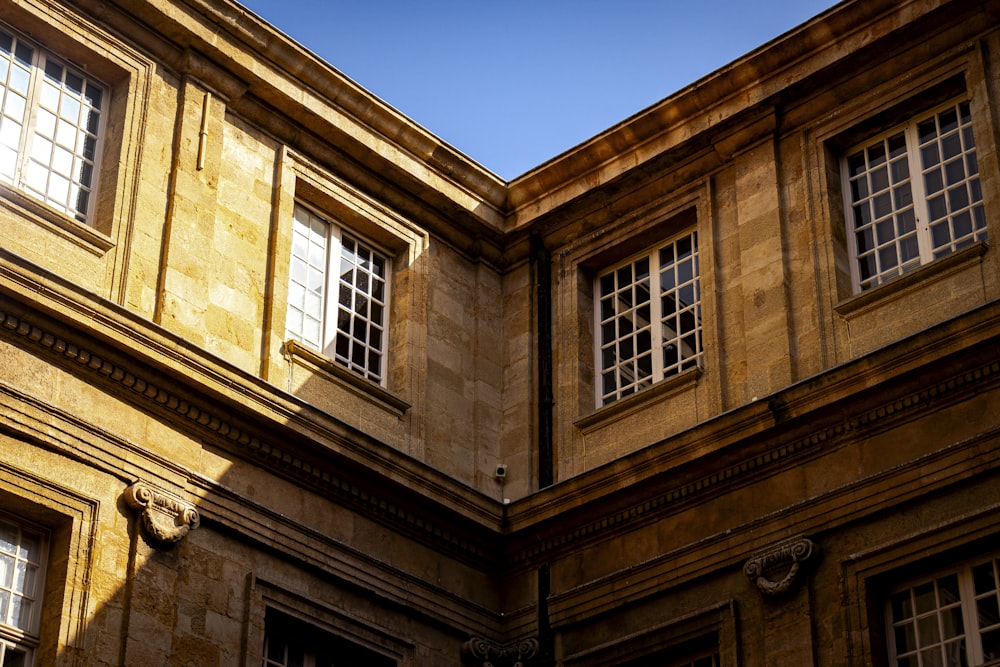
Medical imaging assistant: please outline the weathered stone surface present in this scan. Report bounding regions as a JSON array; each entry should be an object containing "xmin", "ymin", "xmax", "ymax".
[{"xmin": 0, "ymin": 0, "xmax": 998, "ymax": 665}]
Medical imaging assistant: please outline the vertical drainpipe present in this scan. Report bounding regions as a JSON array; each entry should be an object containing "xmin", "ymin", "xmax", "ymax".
[
  {"xmin": 532, "ymin": 234, "xmax": 554, "ymax": 489},
  {"xmin": 531, "ymin": 234, "xmax": 556, "ymax": 664}
]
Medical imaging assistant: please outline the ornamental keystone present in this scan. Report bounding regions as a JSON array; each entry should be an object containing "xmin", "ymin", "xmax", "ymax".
[
  {"xmin": 123, "ymin": 481, "xmax": 200, "ymax": 548},
  {"xmin": 461, "ymin": 636, "xmax": 539, "ymax": 667},
  {"xmin": 743, "ymin": 536, "xmax": 817, "ymax": 597}
]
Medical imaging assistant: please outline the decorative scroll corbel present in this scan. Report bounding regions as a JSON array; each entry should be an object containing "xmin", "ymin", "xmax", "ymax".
[
  {"xmin": 743, "ymin": 536, "xmax": 817, "ymax": 596},
  {"xmin": 123, "ymin": 481, "xmax": 200, "ymax": 548},
  {"xmin": 461, "ymin": 636, "xmax": 540, "ymax": 667}
]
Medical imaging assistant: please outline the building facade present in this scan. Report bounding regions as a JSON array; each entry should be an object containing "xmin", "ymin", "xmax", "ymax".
[{"xmin": 0, "ymin": 0, "xmax": 999, "ymax": 664}]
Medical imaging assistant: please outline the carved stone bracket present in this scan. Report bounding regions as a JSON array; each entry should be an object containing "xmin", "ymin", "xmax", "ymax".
[
  {"xmin": 123, "ymin": 481, "xmax": 200, "ymax": 548},
  {"xmin": 743, "ymin": 536, "xmax": 817, "ymax": 596},
  {"xmin": 461, "ymin": 636, "xmax": 539, "ymax": 667}
]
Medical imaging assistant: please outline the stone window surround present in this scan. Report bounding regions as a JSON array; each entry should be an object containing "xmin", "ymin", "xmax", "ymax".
[
  {"xmin": 884, "ymin": 551, "xmax": 1000, "ymax": 666},
  {"xmin": 840, "ymin": 96, "xmax": 986, "ymax": 293},
  {"xmin": 593, "ymin": 227, "xmax": 704, "ymax": 408},
  {"xmin": 285, "ymin": 201, "xmax": 392, "ymax": 386},
  {"xmin": 0, "ymin": 511, "xmax": 46, "ymax": 666},
  {"xmin": 245, "ymin": 575, "xmax": 412, "ymax": 666},
  {"xmin": 0, "ymin": 0, "xmax": 152, "ymax": 260},
  {"xmin": 807, "ymin": 51, "xmax": 995, "ymax": 308},
  {"xmin": 269, "ymin": 149, "xmax": 427, "ymax": 409},
  {"xmin": 561, "ymin": 600, "xmax": 737, "ymax": 667},
  {"xmin": 0, "ymin": 24, "xmax": 107, "ymax": 226},
  {"xmin": 263, "ymin": 607, "xmax": 396, "ymax": 667},
  {"xmin": 840, "ymin": 501, "xmax": 1000, "ymax": 667},
  {"xmin": 557, "ymin": 187, "xmax": 715, "ymax": 431},
  {"xmin": 0, "ymin": 459, "xmax": 97, "ymax": 667}
]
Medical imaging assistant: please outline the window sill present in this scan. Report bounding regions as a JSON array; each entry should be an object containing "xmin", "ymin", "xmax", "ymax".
[
  {"xmin": 835, "ymin": 241, "xmax": 988, "ymax": 319},
  {"xmin": 0, "ymin": 184, "xmax": 113, "ymax": 255},
  {"xmin": 575, "ymin": 366, "xmax": 703, "ymax": 434},
  {"xmin": 282, "ymin": 339, "xmax": 411, "ymax": 416}
]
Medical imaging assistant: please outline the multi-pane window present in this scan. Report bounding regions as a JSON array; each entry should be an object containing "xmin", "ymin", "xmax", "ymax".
[
  {"xmin": 595, "ymin": 231, "xmax": 703, "ymax": 406},
  {"xmin": 843, "ymin": 99, "xmax": 987, "ymax": 291},
  {"xmin": 0, "ymin": 517, "xmax": 44, "ymax": 667},
  {"xmin": 286, "ymin": 204, "xmax": 389, "ymax": 384},
  {"xmin": 263, "ymin": 609, "xmax": 394, "ymax": 667},
  {"xmin": 0, "ymin": 24, "xmax": 105, "ymax": 224},
  {"xmin": 887, "ymin": 555, "xmax": 1000, "ymax": 666}
]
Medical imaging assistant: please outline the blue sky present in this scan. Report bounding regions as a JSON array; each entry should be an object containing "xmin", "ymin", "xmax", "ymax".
[{"xmin": 236, "ymin": 1, "xmax": 839, "ymax": 179}]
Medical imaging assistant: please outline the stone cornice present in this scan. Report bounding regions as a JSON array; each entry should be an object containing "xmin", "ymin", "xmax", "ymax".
[
  {"xmin": 4, "ymin": 251, "xmax": 1000, "ymax": 573},
  {"xmin": 0, "ymin": 251, "xmax": 503, "ymax": 563},
  {"xmin": 505, "ymin": 297, "xmax": 1000, "ymax": 560},
  {"xmin": 546, "ymin": 426, "xmax": 1000, "ymax": 627},
  {"xmin": 70, "ymin": 0, "xmax": 508, "ymax": 242},
  {"xmin": 0, "ymin": 382, "xmax": 504, "ymax": 636},
  {"xmin": 507, "ymin": 0, "xmax": 993, "ymax": 228},
  {"xmin": 508, "ymin": 348, "xmax": 1000, "ymax": 566},
  {"xmin": 0, "ymin": 302, "xmax": 502, "ymax": 568}
]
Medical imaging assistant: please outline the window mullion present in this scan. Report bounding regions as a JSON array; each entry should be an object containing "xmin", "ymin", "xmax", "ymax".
[
  {"xmin": 959, "ymin": 565, "xmax": 984, "ymax": 665},
  {"xmin": 10, "ymin": 44, "xmax": 42, "ymax": 189},
  {"xmin": 322, "ymin": 225, "xmax": 340, "ymax": 358},
  {"xmin": 905, "ymin": 122, "xmax": 935, "ymax": 266},
  {"xmin": 840, "ymin": 154, "xmax": 865, "ymax": 292},
  {"xmin": 593, "ymin": 281, "xmax": 604, "ymax": 406},
  {"xmin": 650, "ymin": 248, "xmax": 664, "ymax": 385}
]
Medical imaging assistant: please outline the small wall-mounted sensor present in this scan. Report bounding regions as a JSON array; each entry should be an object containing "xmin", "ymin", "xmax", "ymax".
[{"xmin": 495, "ymin": 464, "xmax": 508, "ymax": 480}]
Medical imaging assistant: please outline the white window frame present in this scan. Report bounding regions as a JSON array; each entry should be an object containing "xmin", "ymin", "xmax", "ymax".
[
  {"xmin": 594, "ymin": 230, "xmax": 703, "ymax": 407},
  {"xmin": 285, "ymin": 203, "xmax": 391, "ymax": 385},
  {"xmin": 842, "ymin": 97, "xmax": 987, "ymax": 292},
  {"xmin": 0, "ymin": 22, "xmax": 107, "ymax": 225},
  {"xmin": 0, "ymin": 515, "xmax": 47, "ymax": 667},
  {"xmin": 886, "ymin": 554, "xmax": 1000, "ymax": 666}
]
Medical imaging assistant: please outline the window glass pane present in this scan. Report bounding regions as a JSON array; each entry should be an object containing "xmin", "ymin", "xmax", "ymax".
[
  {"xmin": 896, "ymin": 622, "xmax": 917, "ymax": 654},
  {"xmin": 940, "ymin": 132, "xmax": 961, "ymax": 161},
  {"xmin": 0, "ymin": 555, "xmax": 11, "ymax": 589},
  {"xmin": 918, "ymin": 117, "xmax": 938, "ymax": 144},
  {"xmin": 977, "ymin": 595, "xmax": 1000, "ymax": 629},
  {"xmin": 899, "ymin": 235, "xmax": 919, "ymax": 264},
  {"xmin": 869, "ymin": 142, "xmax": 887, "ymax": 166},
  {"xmin": 944, "ymin": 159, "xmax": 965, "ymax": 186},
  {"xmin": 918, "ymin": 613, "xmax": 942, "ymax": 645},
  {"xmin": 947, "ymin": 185, "xmax": 969, "ymax": 212},
  {"xmin": 973, "ymin": 561, "xmax": 998, "ymax": 596},
  {"xmin": 928, "ymin": 195, "xmax": 947, "ymax": 222},
  {"xmin": 8, "ymin": 65, "xmax": 30, "ymax": 95},
  {"xmin": 847, "ymin": 151, "xmax": 867, "ymax": 177},
  {"xmin": 871, "ymin": 165, "xmax": 889, "ymax": 193},
  {"xmin": 981, "ymin": 629, "xmax": 1000, "ymax": 664}
]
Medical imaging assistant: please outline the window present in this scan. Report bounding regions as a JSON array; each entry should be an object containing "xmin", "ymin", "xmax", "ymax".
[
  {"xmin": 263, "ymin": 609, "xmax": 394, "ymax": 667},
  {"xmin": 843, "ymin": 99, "xmax": 987, "ymax": 291},
  {"xmin": 620, "ymin": 632, "xmax": 720, "ymax": 667},
  {"xmin": 0, "ymin": 516, "xmax": 45, "ymax": 667},
  {"xmin": 595, "ymin": 230, "xmax": 702, "ymax": 406},
  {"xmin": 0, "ymin": 23, "xmax": 106, "ymax": 224},
  {"xmin": 285, "ymin": 203, "xmax": 390, "ymax": 384},
  {"xmin": 887, "ymin": 555, "xmax": 1000, "ymax": 666}
]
